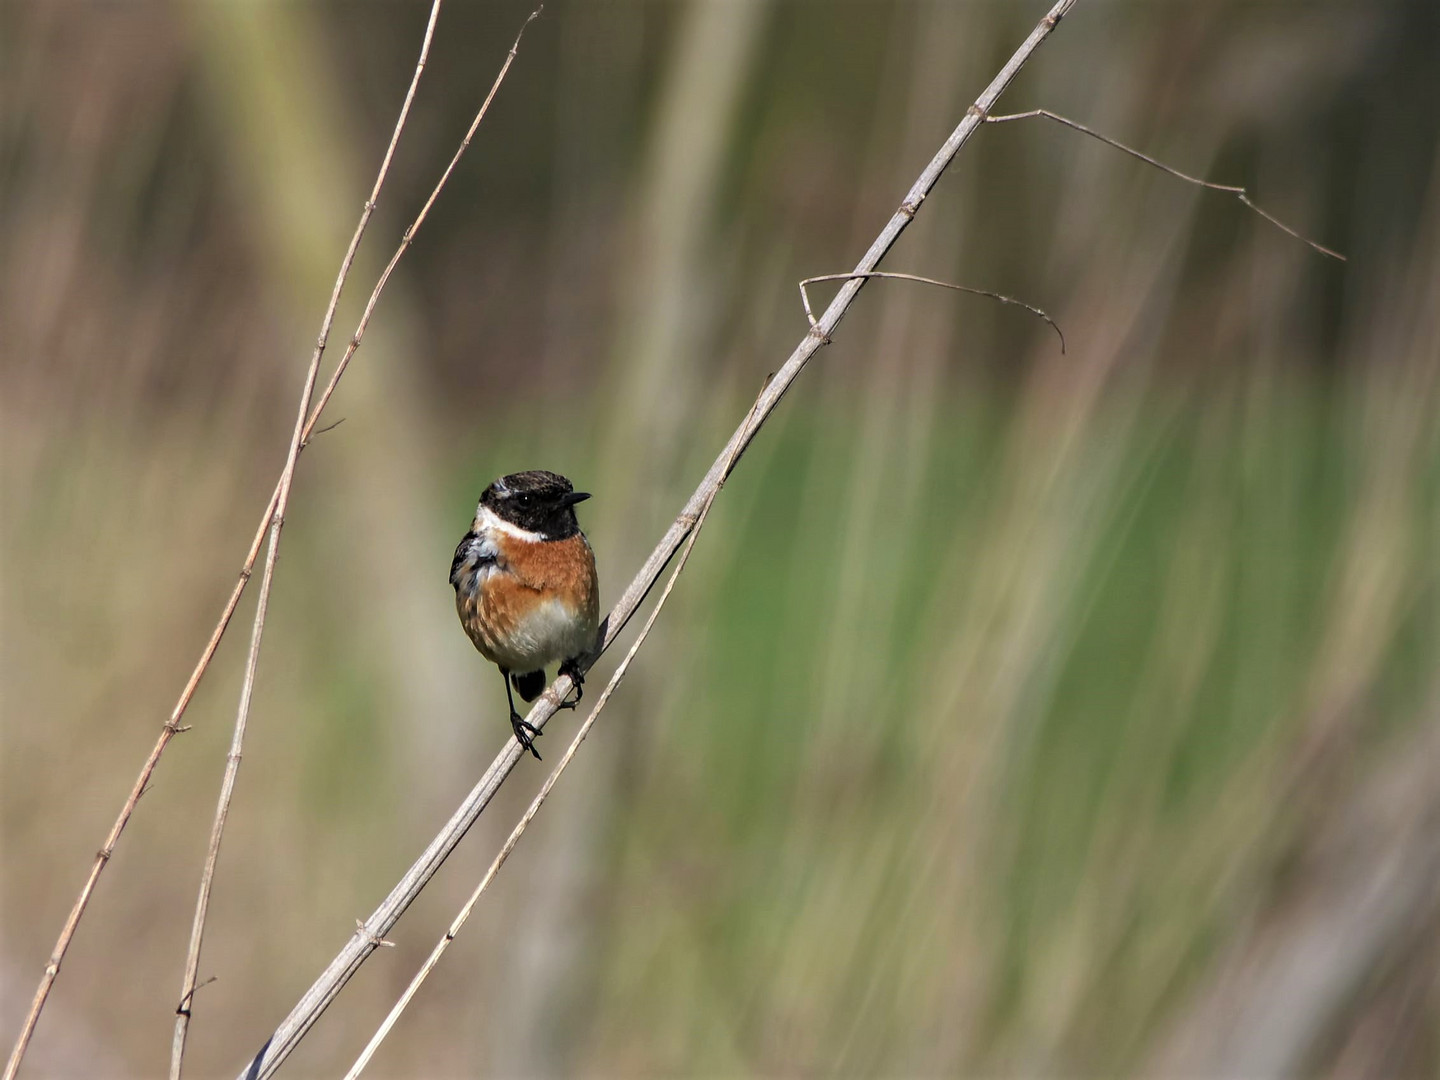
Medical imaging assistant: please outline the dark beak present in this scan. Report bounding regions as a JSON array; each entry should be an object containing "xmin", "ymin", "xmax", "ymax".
[{"xmin": 561, "ymin": 491, "xmax": 591, "ymax": 506}]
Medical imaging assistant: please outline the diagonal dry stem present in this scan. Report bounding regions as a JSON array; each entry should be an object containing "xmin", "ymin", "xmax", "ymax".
[
  {"xmin": 235, "ymin": 3, "xmax": 1081, "ymax": 1077},
  {"xmin": 799, "ymin": 271, "xmax": 1066, "ymax": 353},
  {"xmin": 340, "ymin": 386, "xmax": 768, "ymax": 1080},
  {"xmin": 983, "ymin": 107, "xmax": 1347, "ymax": 261},
  {"xmin": 4, "ymin": 4, "xmax": 455, "ymax": 1078}
]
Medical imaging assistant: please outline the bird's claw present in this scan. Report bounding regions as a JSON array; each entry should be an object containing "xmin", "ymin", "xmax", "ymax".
[
  {"xmin": 557, "ymin": 659, "xmax": 586, "ymax": 710},
  {"xmin": 511, "ymin": 713, "xmax": 543, "ymax": 760}
]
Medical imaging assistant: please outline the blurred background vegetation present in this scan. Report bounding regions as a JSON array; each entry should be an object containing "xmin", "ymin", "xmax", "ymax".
[{"xmin": 3, "ymin": 1, "xmax": 1438, "ymax": 1077}]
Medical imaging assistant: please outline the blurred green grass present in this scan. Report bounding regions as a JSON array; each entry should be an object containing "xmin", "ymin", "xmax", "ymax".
[{"xmin": 532, "ymin": 380, "xmax": 1434, "ymax": 1075}]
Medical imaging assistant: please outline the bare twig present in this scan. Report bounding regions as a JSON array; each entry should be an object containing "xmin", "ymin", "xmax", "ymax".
[
  {"xmin": 301, "ymin": 7, "xmax": 544, "ymax": 438},
  {"xmin": 177, "ymin": 977, "xmax": 219, "ymax": 1015},
  {"xmin": 799, "ymin": 271, "xmax": 1066, "ymax": 353},
  {"xmin": 341, "ymin": 385, "xmax": 768, "ymax": 1080},
  {"xmin": 3, "ymin": 550, "xmax": 259, "ymax": 1080},
  {"xmin": 3, "ymin": 7, "xmax": 453, "ymax": 1080},
  {"xmin": 235, "ymin": 4, "xmax": 1079, "ymax": 1077},
  {"xmin": 167, "ymin": 4, "xmax": 457, "ymax": 1077},
  {"xmin": 354, "ymin": 920, "xmax": 395, "ymax": 949},
  {"xmin": 983, "ymin": 108, "xmax": 1347, "ymax": 261}
]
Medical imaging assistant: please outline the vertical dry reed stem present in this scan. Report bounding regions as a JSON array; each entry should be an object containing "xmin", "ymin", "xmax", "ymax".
[
  {"xmin": 167, "ymin": 5, "xmax": 452, "ymax": 1076},
  {"xmin": 236, "ymin": 3, "xmax": 1080, "ymax": 1076},
  {"xmin": 4, "ymin": 4, "xmax": 453, "ymax": 1078}
]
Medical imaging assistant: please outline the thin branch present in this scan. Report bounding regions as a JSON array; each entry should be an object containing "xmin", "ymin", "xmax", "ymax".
[
  {"xmin": 167, "ymin": 3, "xmax": 453, "ymax": 1076},
  {"xmin": 2, "ymin": 545, "xmax": 261, "ymax": 1080},
  {"xmin": 177, "ymin": 977, "xmax": 219, "ymax": 1015},
  {"xmin": 799, "ymin": 271, "xmax": 1066, "ymax": 353},
  {"xmin": 235, "ymin": 3, "xmax": 1080, "ymax": 1077},
  {"xmin": 983, "ymin": 107, "xmax": 1347, "ymax": 262},
  {"xmin": 3, "ymin": 4, "xmax": 451, "ymax": 1077},
  {"xmin": 341, "ymin": 385, "xmax": 767, "ymax": 1080},
  {"xmin": 301, "ymin": 7, "xmax": 544, "ymax": 441}
]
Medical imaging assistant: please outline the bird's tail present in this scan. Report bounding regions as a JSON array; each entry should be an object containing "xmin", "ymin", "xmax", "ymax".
[{"xmin": 511, "ymin": 669, "xmax": 546, "ymax": 703}]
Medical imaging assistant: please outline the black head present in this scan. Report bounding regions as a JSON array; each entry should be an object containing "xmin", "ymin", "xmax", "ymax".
[{"xmin": 480, "ymin": 470, "xmax": 590, "ymax": 539}]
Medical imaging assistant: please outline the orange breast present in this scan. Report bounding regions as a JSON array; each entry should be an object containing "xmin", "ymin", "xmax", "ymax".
[
  {"xmin": 456, "ymin": 531, "xmax": 599, "ymax": 671},
  {"xmin": 503, "ymin": 531, "xmax": 599, "ymax": 623}
]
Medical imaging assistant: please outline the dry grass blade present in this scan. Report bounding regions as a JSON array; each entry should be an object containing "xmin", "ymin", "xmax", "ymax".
[
  {"xmin": 2, "ymin": 539, "xmax": 258, "ymax": 1080},
  {"xmin": 234, "ymin": 3, "xmax": 1080, "ymax": 1077},
  {"xmin": 799, "ymin": 271, "xmax": 1066, "ymax": 353},
  {"xmin": 983, "ymin": 108, "xmax": 1348, "ymax": 261},
  {"xmin": 167, "ymin": 4, "xmax": 460, "ymax": 1076},
  {"xmin": 301, "ymin": 7, "xmax": 545, "ymax": 434},
  {"xmin": 3, "ymin": 4, "xmax": 452, "ymax": 1079},
  {"xmin": 340, "ymin": 387, "xmax": 767, "ymax": 1080}
]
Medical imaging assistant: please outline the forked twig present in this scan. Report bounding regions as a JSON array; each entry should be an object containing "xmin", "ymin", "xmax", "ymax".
[
  {"xmin": 301, "ymin": 8, "xmax": 544, "ymax": 437},
  {"xmin": 235, "ymin": 3, "xmax": 1080, "ymax": 1077},
  {"xmin": 340, "ymin": 386, "xmax": 768, "ymax": 1080},
  {"xmin": 3, "ymin": 5, "xmax": 456, "ymax": 1079},
  {"xmin": 799, "ymin": 271, "xmax": 1065, "ymax": 353},
  {"xmin": 983, "ymin": 107, "xmax": 1347, "ymax": 261},
  {"xmin": 168, "ymin": 3, "xmax": 478, "ymax": 1076}
]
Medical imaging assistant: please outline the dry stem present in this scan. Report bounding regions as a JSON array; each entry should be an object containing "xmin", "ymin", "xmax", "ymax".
[
  {"xmin": 2, "ymin": 5, "xmax": 457, "ymax": 1078},
  {"xmin": 235, "ymin": 3, "xmax": 1081, "ymax": 1077},
  {"xmin": 983, "ymin": 108, "xmax": 1347, "ymax": 261},
  {"xmin": 340, "ymin": 387, "xmax": 767, "ymax": 1080},
  {"xmin": 166, "ymin": 4, "xmax": 457, "ymax": 1076},
  {"xmin": 799, "ymin": 271, "xmax": 1066, "ymax": 352}
]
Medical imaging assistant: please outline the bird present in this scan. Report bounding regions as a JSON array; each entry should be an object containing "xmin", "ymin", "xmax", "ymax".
[{"xmin": 450, "ymin": 470, "xmax": 600, "ymax": 759}]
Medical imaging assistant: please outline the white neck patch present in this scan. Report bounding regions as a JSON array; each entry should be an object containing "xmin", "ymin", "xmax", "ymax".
[{"xmin": 474, "ymin": 504, "xmax": 544, "ymax": 543}]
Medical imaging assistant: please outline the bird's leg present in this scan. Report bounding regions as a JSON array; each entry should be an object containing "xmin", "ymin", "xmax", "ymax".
[
  {"xmin": 557, "ymin": 657, "xmax": 586, "ymax": 710},
  {"xmin": 500, "ymin": 667, "xmax": 542, "ymax": 760}
]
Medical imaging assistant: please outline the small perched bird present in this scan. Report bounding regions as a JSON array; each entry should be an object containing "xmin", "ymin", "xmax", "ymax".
[{"xmin": 450, "ymin": 470, "xmax": 600, "ymax": 759}]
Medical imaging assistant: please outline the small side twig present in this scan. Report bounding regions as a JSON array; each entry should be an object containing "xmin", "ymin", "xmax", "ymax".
[
  {"xmin": 340, "ymin": 385, "xmax": 767, "ymax": 1080},
  {"xmin": 176, "ymin": 976, "xmax": 219, "ymax": 1015},
  {"xmin": 982, "ymin": 107, "xmax": 1347, "ymax": 261},
  {"xmin": 354, "ymin": 920, "xmax": 395, "ymax": 949},
  {"xmin": 799, "ymin": 271, "xmax": 1066, "ymax": 353}
]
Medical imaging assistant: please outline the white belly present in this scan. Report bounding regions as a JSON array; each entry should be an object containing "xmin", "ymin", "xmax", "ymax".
[{"xmin": 491, "ymin": 597, "xmax": 594, "ymax": 674}]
